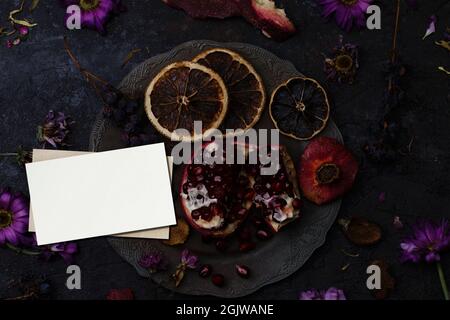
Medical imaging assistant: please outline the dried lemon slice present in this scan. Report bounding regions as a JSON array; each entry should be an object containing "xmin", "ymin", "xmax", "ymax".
[
  {"xmin": 194, "ymin": 48, "xmax": 265, "ymax": 134},
  {"xmin": 270, "ymin": 77, "xmax": 330, "ymax": 140},
  {"xmin": 145, "ymin": 61, "xmax": 228, "ymax": 141}
]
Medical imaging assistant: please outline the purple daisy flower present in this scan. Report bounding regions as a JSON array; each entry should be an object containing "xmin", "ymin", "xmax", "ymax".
[
  {"xmin": 400, "ymin": 219, "xmax": 450, "ymax": 300},
  {"xmin": 61, "ymin": 0, "xmax": 126, "ymax": 34},
  {"xmin": 37, "ymin": 110, "xmax": 74, "ymax": 149},
  {"xmin": 400, "ymin": 219, "xmax": 450, "ymax": 263},
  {"xmin": 0, "ymin": 188, "xmax": 29, "ymax": 246},
  {"xmin": 299, "ymin": 287, "xmax": 346, "ymax": 300},
  {"xmin": 317, "ymin": 0, "xmax": 373, "ymax": 32}
]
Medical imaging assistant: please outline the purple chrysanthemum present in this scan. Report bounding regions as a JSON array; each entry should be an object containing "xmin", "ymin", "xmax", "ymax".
[
  {"xmin": 41, "ymin": 242, "xmax": 78, "ymax": 264},
  {"xmin": 0, "ymin": 189, "xmax": 29, "ymax": 246},
  {"xmin": 317, "ymin": 0, "xmax": 373, "ymax": 32},
  {"xmin": 299, "ymin": 287, "xmax": 346, "ymax": 300},
  {"xmin": 37, "ymin": 110, "xmax": 74, "ymax": 149},
  {"xmin": 139, "ymin": 252, "xmax": 167, "ymax": 273},
  {"xmin": 61, "ymin": 0, "xmax": 126, "ymax": 34},
  {"xmin": 400, "ymin": 219, "xmax": 450, "ymax": 263}
]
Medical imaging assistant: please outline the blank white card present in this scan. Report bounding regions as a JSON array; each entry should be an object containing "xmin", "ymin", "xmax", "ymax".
[{"xmin": 26, "ymin": 143, "xmax": 176, "ymax": 245}]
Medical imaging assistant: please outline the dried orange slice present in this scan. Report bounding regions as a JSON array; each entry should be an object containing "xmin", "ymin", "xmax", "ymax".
[
  {"xmin": 270, "ymin": 77, "xmax": 330, "ymax": 140},
  {"xmin": 194, "ymin": 48, "xmax": 265, "ymax": 134},
  {"xmin": 145, "ymin": 61, "xmax": 228, "ymax": 141}
]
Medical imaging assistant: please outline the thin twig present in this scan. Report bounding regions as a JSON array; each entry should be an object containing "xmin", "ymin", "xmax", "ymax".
[{"xmin": 391, "ymin": 0, "xmax": 401, "ymax": 63}]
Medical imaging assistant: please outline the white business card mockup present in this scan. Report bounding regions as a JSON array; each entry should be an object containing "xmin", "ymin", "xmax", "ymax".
[
  {"xmin": 28, "ymin": 149, "xmax": 173, "ymax": 240},
  {"xmin": 26, "ymin": 144, "xmax": 176, "ymax": 245}
]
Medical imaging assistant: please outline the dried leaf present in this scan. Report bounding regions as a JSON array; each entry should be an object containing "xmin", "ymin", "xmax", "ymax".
[
  {"xmin": 30, "ymin": 0, "xmax": 40, "ymax": 12},
  {"xmin": 172, "ymin": 266, "xmax": 185, "ymax": 287},
  {"xmin": 369, "ymin": 260, "xmax": 395, "ymax": 300},
  {"xmin": 340, "ymin": 249, "xmax": 360, "ymax": 258},
  {"xmin": 9, "ymin": 0, "xmax": 37, "ymax": 28},
  {"xmin": 121, "ymin": 48, "xmax": 141, "ymax": 69},
  {"xmin": 438, "ymin": 66, "xmax": 450, "ymax": 75},
  {"xmin": 435, "ymin": 40, "xmax": 450, "ymax": 52},
  {"xmin": 341, "ymin": 263, "xmax": 350, "ymax": 271}
]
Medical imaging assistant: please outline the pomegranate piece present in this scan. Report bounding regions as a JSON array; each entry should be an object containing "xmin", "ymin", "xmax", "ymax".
[
  {"xmin": 211, "ymin": 274, "xmax": 225, "ymax": 287},
  {"xmin": 162, "ymin": 0, "xmax": 296, "ymax": 41},
  {"xmin": 299, "ymin": 137, "xmax": 359, "ymax": 205},
  {"xmin": 180, "ymin": 142, "xmax": 301, "ymax": 238}
]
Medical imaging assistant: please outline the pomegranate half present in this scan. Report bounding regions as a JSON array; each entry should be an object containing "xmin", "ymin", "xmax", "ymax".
[{"xmin": 180, "ymin": 142, "xmax": 301, "ymax": 238}]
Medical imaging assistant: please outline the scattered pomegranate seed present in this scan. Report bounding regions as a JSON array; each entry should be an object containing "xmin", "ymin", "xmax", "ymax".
[
  {"xmin": 256, "ymin": 229, "xmax": 272, "ymax": 240},
  {"xmin": 239, "ymin": 241, "xmax": 256, "ymax": 252},
  {"xmin": 235, "ymin": 265, "xmax": 250, "ymax": 278},
  {"xmin": 199, "ymin": 264, "xmax": 212, "ymax": 278},
  {"xmin": 292, "ymin": 198, "xmax": 302, "ymax": 209},
  {"xmin": 211, "ymin": 274, "xmax": 225, "ymax": 287}
]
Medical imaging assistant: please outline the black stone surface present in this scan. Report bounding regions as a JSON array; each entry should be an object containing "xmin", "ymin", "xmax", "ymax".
[{"xmin": 0, "ymin": 0, "xmax": 449, "ymax": 300}]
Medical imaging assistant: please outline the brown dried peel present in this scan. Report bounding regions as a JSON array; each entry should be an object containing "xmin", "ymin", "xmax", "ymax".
[
  {"xmin": 163, "ymin": 219, "xmax": 190, "ymax": 246},
  {"xmin": 339, "ymin": 217, "xmax": 382, "ymax": 246}
]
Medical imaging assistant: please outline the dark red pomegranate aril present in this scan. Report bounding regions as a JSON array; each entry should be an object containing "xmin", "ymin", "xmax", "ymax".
[
  {"xmin": 272, "ymin": 181, "xmax": 283, "ymax": 193},
  {"xmin": 199, "ymin": 264, "xmax": 212, "ymax": 278},
  {"xmin": 193, "ymin": 166, "xmax": 204, "ymax": 176},
  {"xmin": 211, "ymin": 274, "xmax": 225, "ymax": 287},
  {"xmin": 292, "ymin": 198, "xmax": 302, "ymax": 209},
  {"xmin": 201, "ymin": 210, "xmax": 213, "ymax": 222},
  {"xmin": 191, "ymin": 210, "xmax": 201, "ymax": 220},
  {"xmin": 235, "ymin": 265, "xmax": 250, "ymax": 278},
  {"xmin": 256, "ymin": 229, "xmax": 272, "ymax": 240},
  {"xmin": 239, "ymin": 241, "xmax": 256, "ymax": 252}
]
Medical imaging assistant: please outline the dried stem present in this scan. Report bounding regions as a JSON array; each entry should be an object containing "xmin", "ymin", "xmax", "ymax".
[
  {"xmin": 391, "ymin": 0, "xmax": 401, "ymax": 63},
  {"xmin": 63, "ymin": 37, "xmax": 118, "ymax": 104}
]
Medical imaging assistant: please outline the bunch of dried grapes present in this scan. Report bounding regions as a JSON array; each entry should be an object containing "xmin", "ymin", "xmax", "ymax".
[{"xmin": 64, "ymin": 38, "xmax": 160, "ymax": 147}]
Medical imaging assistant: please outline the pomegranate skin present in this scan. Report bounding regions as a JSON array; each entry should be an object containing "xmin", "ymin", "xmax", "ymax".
[{"xmin": 299, "ymin": 137, "xmax": 359, "ymax": 205}]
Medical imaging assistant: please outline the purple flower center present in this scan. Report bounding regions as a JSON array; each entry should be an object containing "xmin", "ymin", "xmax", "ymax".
[
  {"xmin": 79, "ymin": 0, "xmax": 100, "ymax": 11},
  {"xmin": 0, "ymin": 209, "xmax": 12, "ymax": 228},
  {"xmin": 335, "ymin": 54, "xmax": 354, "ymax": 73},
  {"xmin": 340, "ymin": 0, "xmax": 358, "ymax": 5}
]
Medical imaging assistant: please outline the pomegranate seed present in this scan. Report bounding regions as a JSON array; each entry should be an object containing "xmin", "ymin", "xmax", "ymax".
[
  {"xmin": 191, "ymin": 210, "xmax": 201, "ymax": 220},
  {"xmin": 256, "ymin": 229, "xmax": 272, "ymax": 240},
  {"xmin": 272, "ymin": 181, "xmax": 283, "ymax": 193},
  {"xmin": 211, "ymin": 274, "xmax": 225, "ymax": 287},
  {"xmin": 244, "ymin": 189, "xmax": 256, "ymax": 201},
  {"xmin": 199, "ymin": 264, "xmax": 212, "ymax": 278},
  {"xmin": 215, "ymin": 239, "xmax": 228, "ymax": 252},
  {"xmin": 239, "ymin": 241, "xmax": 256, "ymax": 252},
  {"xmin": 235, "ymin": 265, "xmax": 250, "ymax": 278},
  {"xmin": 210, "ymin": 203, "xmax": 223, "ymax": 217},
  {"xmin": 193, "ymin": 166, "xmax": 204, "ymax": 176},
  {"xmin": 292, "ymin": 198, "xmax": 302, "ymax": 209},
  {"xmin": 201, "ymin": 210, "xmax": 212, "ymax": 221}
]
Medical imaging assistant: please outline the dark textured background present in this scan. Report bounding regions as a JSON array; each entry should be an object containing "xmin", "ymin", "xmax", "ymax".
[{"xmin": 0, "ymin": 0, "xmax": 449, "ymax": 300}]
